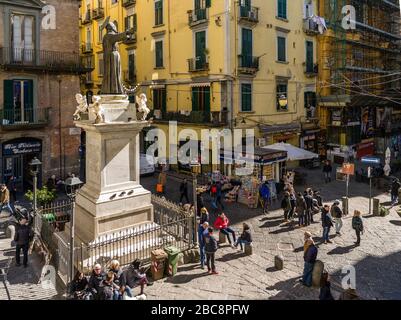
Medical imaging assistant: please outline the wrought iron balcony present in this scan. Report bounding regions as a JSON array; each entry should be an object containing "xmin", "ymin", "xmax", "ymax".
[
  {"xmin": 188, "ymin": 8, "xmax": 209, "ymax": 27},
  {"xmin": 238, "ymin": 55, "xmax": 259, "ymax": 74},
  {"xmin": 304, "ymin": 63, "xmax": 318, "ymax": 76},
  {"xmin": 188, "ymin": 56, "xmax": 209, "ymax": 72},
  {"xmin": 0, "ymin": 107, "xmax": 51, "ymax": 130},
  {"xmin": 154, "ymin": 110, "xmax": 227, "ymax": 126},
  {"xmin": 0, "ymin": 47, "xmax": 92, "ymax": 73},
  {"xmin": 92, "ymin": 7, "xmax": 104, "ymax": 20},
  {"xmin": 122, "ymin": 0, "xmax": 136, "ymax": 8},
  {"xmin": 123, "ymin": 31, "xmax": 137, "ymax": 45},
  {"xmin": 303, "ymin": 17, "xmax": 320, "ymax": 35},
  {"xmin": 81, "ymin": 12, "xmax": 92, "ymax": 25},
  {"xmin": 81, "ymin": 43, "xmax": 93, "ymax": 54},
  {"xmin": 238, "ymin": 5, "xmax": 259, "ymax": 24}
]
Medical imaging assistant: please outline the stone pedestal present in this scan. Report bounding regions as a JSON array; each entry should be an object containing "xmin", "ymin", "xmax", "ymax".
[{"xmin": 72, "ymin": 95, "xmax": 153, "ymax": 244}]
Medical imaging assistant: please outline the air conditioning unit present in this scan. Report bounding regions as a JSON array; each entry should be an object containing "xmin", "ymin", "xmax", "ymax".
[
  {"xmin": 257, "ymin": 138, "xmax": 266, "ymax": 147},
  {"xmin": 248, "ymin": 11, "xmax": 256, "ymax": 20}
]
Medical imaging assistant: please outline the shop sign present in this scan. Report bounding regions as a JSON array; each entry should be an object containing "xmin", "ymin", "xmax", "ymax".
[
  {"xmin": 341, "ymin": 163, "xmax": 355, "ymax": 175},
  {"xmin": 2, "ymin": 140, "xmax": 42, "ymax": 156}
]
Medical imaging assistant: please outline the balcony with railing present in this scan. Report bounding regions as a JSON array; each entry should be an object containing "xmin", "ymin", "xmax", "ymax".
[
  {"xmin": 238, "ymin": 5, "xmax": 259, "ymax": 25},
  {"xmin": 92, "ymin": 7, "xmax": 104, "ymax": 20},
  {"xmin": 122, "ymin": 0, "xmax": 136, "ymax": 7},
  {"xmin": 188, "ymin": 56, "xmax": 209, "ymax": 72},
  {"xmin": 152, "ymin": 110, "xmax": 228, "ymax": 126},
  {"xmin": 188, "ymin": 8, "xmax": 209, "ymax": 27},
  {"xmin": 238, "ymin": 55, "xmax": 259, "ymax": 74},
  {"xmin": 0, "ymin": 47, "xmax": 92, "ymax": 73},
  {"xmin": 81, "ymin": 11, "xmax": 92, "ymax": 25},
  {"xmin": 303, "ymin": 17, "xmax": 320, "ymax": 35},
  {"xmin": 304, "ymin": 63, "xmax": 318, "ymax": 76},
  {"xmin": 81, "ymin": 43, "xmax": 93, "ymax": 54},
  {"xmin": 123, "ymin": 69, "xmax": 137, "ymax": 85},
  {"xmin": 0, "ymin": 107, "xmax": 51, "ymax": 130},
  {"xmin": 123, "ymin": 32, "xmax": 137, "ymax": 45}
]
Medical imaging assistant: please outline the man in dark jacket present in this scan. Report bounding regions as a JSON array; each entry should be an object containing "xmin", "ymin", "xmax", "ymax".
[
  {"xmin": 179, "ymin": 179, "xmax": 189, "ymax": 204},
  {"xmin": 321, "ymin": 205, "xmax": 334, "ymax": 244},
  {"xmin": 331, "ymin": 200, "xmax": 344, "ymax": 235},
  {"xmin": 304, "ymin": 189, "xmax": 314, "ymax": 225},
  {"xmin": 296, "ymin": 192, "xmax": 307, "ymax": 227},
  {"xmin": 323, "ymin": 160, "xmax": 333, "ymax": 183},
  {"xmin": 204, "ymin": 227, "xmax": 218, "ymax": 274},
  {"xmin": 14, "ymin": 219, "xmax": 33, "ymax": 267},
  {"xmin": 214, "ymin": 181, "xmax": 225, "ymax": 210},
  {"xmin": 301, "ymin": 239, "xmax": 318, "ymax": 287},
  {"xmin": 86, "ymin": 264, "xmax": 106, "ymax": 300},
  {"xmin": 391, "ymin": 178, "xmax": 401, "ymax": 205}
]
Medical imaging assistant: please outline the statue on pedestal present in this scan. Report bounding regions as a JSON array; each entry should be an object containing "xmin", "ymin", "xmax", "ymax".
[
  {"xmin": 135, "ymin": 93, "xmax": 150, "ymax": 121},
  {"xmin": 100, "ymin": 17, "xmax": 135, "ymax": 94}
]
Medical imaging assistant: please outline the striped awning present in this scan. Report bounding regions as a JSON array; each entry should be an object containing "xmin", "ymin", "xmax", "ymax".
[{"xmin": 189, "ymin": 82, "xmax": 211, "ymax": 87}]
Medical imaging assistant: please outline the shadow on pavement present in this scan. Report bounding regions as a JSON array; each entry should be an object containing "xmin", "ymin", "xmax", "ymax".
[
  {"xmin": 265, "ymin": 266, "xmax": 280, "ymax": 272},
  {"xmin": 165, "ymin": 272, "xmax": 210, "ymax": 284},
  {"xmin": 327, "ymin": 244, "xmax": 357, "ymax": 255},
  {"xmin": 215, "ymin": 251, "xmax": 247, "ymax": 262},
  {"xmin": 269, "ymin": 226, "xmax": 295, "ymax": 235},
  {"xmin": 389, "ymin": 220, "xmax": 401, "ymax": 226},
  {"xmin": 259, "ymin": 219, "xmax": 285, "ymax": 229}
]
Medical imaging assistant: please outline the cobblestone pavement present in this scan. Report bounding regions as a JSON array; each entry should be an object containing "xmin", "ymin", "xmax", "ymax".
[
  {"xmin": 142, "ymin": 168, "xmax": 401, "ymax": 300},
  {"xmin": 0, "ymin": 221, "xmax": 60, "ymax": 300}
]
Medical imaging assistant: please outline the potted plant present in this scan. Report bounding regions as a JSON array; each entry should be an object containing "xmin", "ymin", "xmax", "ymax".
[{"xmin": 25, "ymin": 186, "xmax": 57, "ymax": 207}]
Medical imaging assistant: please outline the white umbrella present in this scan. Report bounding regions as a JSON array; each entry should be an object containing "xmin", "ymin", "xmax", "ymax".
[{"xmin": 264, "ymin": 142, "xmax": 319, "ymax": 161}]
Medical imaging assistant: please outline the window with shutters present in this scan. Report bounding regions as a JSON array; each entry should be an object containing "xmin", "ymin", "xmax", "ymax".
[
  {"xmin": 241, "ymin": 83, "xmax": 252, "ymax": 112},
  {"xmin": 3, "ymin": 79, "xmax": 34, "ymax": 123},
  {"xmin": 305, "ymin": 41, "xmax": 314, "ymax": 72},
  {"xmin": 155, "ymin": 0, "xmax": 163, "ymax": 26},
  {"xmin": 192, "ymin": 86, "xmax": 210, "ymax": 122},
  {"xmin": 155, "ymin": 40, "xmax": 163, "ymax": 68},
  {"xmin": 10, "ymin": 14, "xmax": 35, "ymax": 63},
  {"xmin": 277, "ymin": 36, "xmax": 287, "ymax": 62},
  {"xmin": 125, "ymin": 14, "xmax": 137, "ymax": 31},
  {"xmin": 277, "ymin": 0, "xmax": 287, "ymax": 19},
  {"xmin": 153, "ymin": 89, "xmax": 166, "ymax": 112}
]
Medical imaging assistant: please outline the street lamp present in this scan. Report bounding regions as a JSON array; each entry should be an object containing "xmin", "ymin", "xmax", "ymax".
[
  {"xmin": 278, "ymin": 94, "xmax": 288, "ymax": 110},
  {"xmin": 190, "ymin": 160, "xmax": 201, "ymax": 248},
  {"xmin": 29, "ymin": 157, "xmax": 42, "ymax": 216},
  {"xmin": 64, "ymin": 176, "xmax": 83, "ymax": 287}
]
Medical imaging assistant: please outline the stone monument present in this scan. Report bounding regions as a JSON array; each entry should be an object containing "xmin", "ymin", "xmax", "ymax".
[{"xmin": 70, "ymin": 19, "xmax": 153, "ymax": 244}]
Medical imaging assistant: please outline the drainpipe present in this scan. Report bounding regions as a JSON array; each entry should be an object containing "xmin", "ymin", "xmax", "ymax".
[{"xmin": 58, "ymin": 78, "xmax": 63, "ymax": 179}]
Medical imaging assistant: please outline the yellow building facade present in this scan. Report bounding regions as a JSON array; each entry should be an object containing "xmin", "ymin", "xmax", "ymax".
[{"xmin": 79, "ymin": 0, "xmax": 319, "ymax": 169}]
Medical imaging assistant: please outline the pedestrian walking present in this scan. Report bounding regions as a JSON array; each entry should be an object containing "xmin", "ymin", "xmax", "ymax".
[
  {"xmin": 213, "ymin": 181, "xmax": 225, "ymax": 210},
  {"xmin": 300, "ymin": 238, "xmax": 318, "ymax": 287},
  {"xmin": 323, "ymin": 160, "xmax": 333, "ymax": 183},
  {"xmin": 234, "ymin": 223, "xmax": 253, "ymax": 250},
  {"xmin": 204, "ymin": 227, "xmax": 218, "ymax": 274},
  {"xmin": 199, "ymin": 222, "xmax": 209, "ymax": 269},
  {"xmin": 281, "ymin": 191, "xmax": 292, "ymax": 222},
  {"xmin": 14, "ymin": 218, "xmax": 33, "ymax": 268},
  {"xmin": 213, "ymin": 212, "xmax": 236, "ymax": 246},
  {"xmin": 296, "ymin": 192, "xmax": 307, "ymax": 227},
  {"xmin": 321, "ymin": 204, "xmax": 334, "ymax": 244},
  {"xmin": 157, "ymin": 171, "xmax": 167, "ymax": 194},
  {"xmin": 7, "ymin": 176, "xmax": 17, "ymax": 202},
  {"xmin": 86, "ymin": 264, "xmax": 106, "ymax": 300},
  {"xmin": 288, "ymin": 188, "xmax": 297, "ymax": 221},
  {"xmin": 210, "ymin": 181, "xmax": 217, "ymax": 209},
  {"xmin": 179, "ymin": 178, "xmax": 190, "ymax": 204},
  {"xmin": 259, "ymin": 181, "xmax": 270, "ymax": 214},
  {"xmin": 390, "ymin": 178, "xmax": 401, "ymax": 206},
  {"xmin": 319, "ymin": 271, "xmax": 334, "ymax": 300},
  {"xmin": 0, "ymin": 184, "xmax": 14, "ymax": 217},
  {"xmin": 304, "ymin": 189, "xmax": 314, "ymax": 225},
  {"xmin": 352, "ymin": 210, "xmax": 364, "ymax": 246},
  {"xmin": 330, "ymin": 200, "xmax": 344, "ymax": 235}
]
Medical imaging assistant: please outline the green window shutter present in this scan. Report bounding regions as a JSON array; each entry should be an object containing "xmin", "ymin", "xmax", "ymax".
[
  {"xmin": 277, "ymin": 36, "xmax": 286, "ymax": 62},
  {"xmin": 25, "ymin": 80, "xmax": 34, "ymax": 109},
  {"xmin": 155, "ymin": 41, "xmax": 163, "ymax": 67},
  {"xmin": 205, "ymin": 0, "xmax": 211, "ymax": 8},
  {"xmin": 241, "ymin": 28, "xmax": 252, "ymax": 66},
  {"xmin": 241, "ymin": 84, "xmax": 252, "ymax": 112},
  {"xmin": 133, "ymin": 14, "xmax": 137, "ymax": 31},
  {"xmin": 3, "ymin": 80, "xmax": 14, "ymax": 110},
  {"xmin": 192, "ymin": 87, "xmax": 199, "ymax": 111},
  {"xmin": 306, "ymin": 41, "xmax": 314, "ymax": 72},
  {"xmin": 278, "ymin": 0, "xmax": 287, "ymax": 19},
  {"xmin": 155, "ymin": 0, "xmax": 163, "ymax": 25}
]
